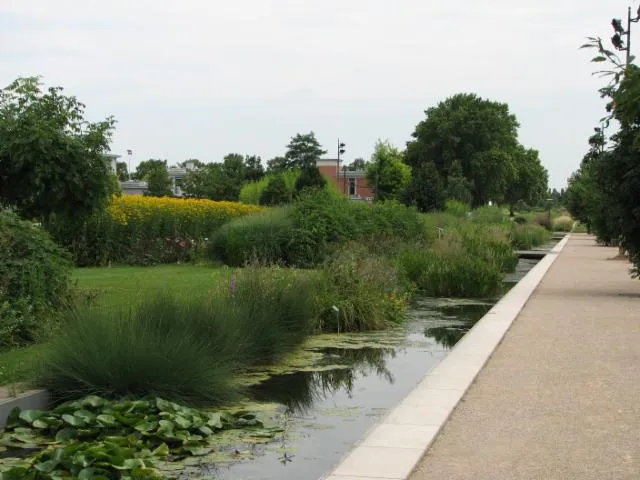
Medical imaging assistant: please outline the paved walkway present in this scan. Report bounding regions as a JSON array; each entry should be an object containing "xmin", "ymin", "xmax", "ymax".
[{"xmin": 410, "ymin": 234, "xmax": 640, "ymax": 480}]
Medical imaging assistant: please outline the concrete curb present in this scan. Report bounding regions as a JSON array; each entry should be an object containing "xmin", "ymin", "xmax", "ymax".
[
  {"xmin": 321, "ymin": 234, "xmax": 571, "ymax": 480},
  {"xmin": 0, "ymin": 389, "xmax": 50, "ymax": 428}
]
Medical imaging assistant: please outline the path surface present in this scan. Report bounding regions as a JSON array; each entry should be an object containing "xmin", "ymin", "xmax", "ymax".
[{"xmin": 410, "ymin": 234, "xmax": 640, "ymax": 480}]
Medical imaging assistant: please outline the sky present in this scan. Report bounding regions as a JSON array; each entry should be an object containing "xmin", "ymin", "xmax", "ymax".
[{"xmin": 0, "ymin": 0, "xmax": 635, "ymax": 189}]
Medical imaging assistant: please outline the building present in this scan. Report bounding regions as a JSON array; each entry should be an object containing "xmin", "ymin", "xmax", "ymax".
[{"xmin": 317, "ymin": 159, "xmax": 375, "ymax": 201}]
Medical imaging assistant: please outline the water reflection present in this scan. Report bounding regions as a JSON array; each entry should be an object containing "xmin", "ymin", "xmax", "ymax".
[
  {"xmin": 423, "ymin": 303, "xmax": 493, "ymax": 349},
  {"xmin": 248, "ymin": 347, "xmax": 396, "ymax": 413}
]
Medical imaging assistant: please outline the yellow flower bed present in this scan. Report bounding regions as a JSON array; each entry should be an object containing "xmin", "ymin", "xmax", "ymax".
[{"xmin": 106, "ymin": 196, "xmax": 262, "ymax": 226}]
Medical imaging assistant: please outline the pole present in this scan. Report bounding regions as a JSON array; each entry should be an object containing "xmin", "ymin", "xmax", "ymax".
[
  {"xmin": 337, "ymin": 138, "xmax": 341, "ymax": 193},
  {"xmin": 627, "ymin": 6, "xmax": 632, "ymax": 66}
]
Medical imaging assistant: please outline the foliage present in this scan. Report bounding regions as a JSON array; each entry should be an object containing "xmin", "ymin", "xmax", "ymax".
[
  {"xmin": 243, "ymin": 155, "xmax": 265, "ymax": 182},
  {"xmin": 0, "ymin": 396, "xmax": 279, "ymax": 480},
  {"xmin": 116, "ymin": 162, "xmax": 129, "ymax": 182},
  {"xmin": 405, "ymin": 93, "xmax": 521, "ymax": 206},
  {"xmin": 260, "ymin": 174, "xmax": 293, "ymax": 206},
  {"xmin": 209, "ymin": 208, "xmax": 295, "ymax": 266},
  {"xmin": 181, "ymin": 154, "xmax": 247, "ymax": 201},
  {"xmin": 510, "ymin": 224, "xmax": 551, "ymax": 250},
  {"xmin": 134, "ymin": 160, "xmax": 173, "ymax": 198},
  {"xmin": 346, "ymin": 158, "xmax": 369, "ymax": 171},
  {"xmin": 504, "ymin": 147, "xmax": 549, "ymax": 214},
  {"xmin": 471, "ymin": 205, "xmax": 506, "ymax": 224},
  {"xmin": 211, "ymin": 190, "xmax": 426, "ymax": 267},
  {"xmin": 284, "ymin": 132, "xmax": 327, "ymax": 170},
  {"xmin": 398, "ymin": 247, "xmax": 503, "ymax": 298},
  {"xmin": 553, "ymin": 216, "xmax": 574, "ymax": 232},
  {"xmin": 295, "ymin": 166, "xmax": 326, "ymax": 194},
  {"xmin": 0, "ymin": 77, "xmax": 117, "ymax": 221},
  {"xmin": 315, "ymin": 243, "xmax": 409, "ymax": 332},
  {"xmin": 365, "ymin": 140, "xmax": 411, "ymax": 201},
  {"xmin": 46, "ymin": 196, "xmax": 262, "ymax": 266},
  {"xmin": 444, "ymin": 199, "xmax": 471, "ymax": 218},
  {"xmin": 402, "ymin": 161, "xmax": 445, "ymax": 212},
  {"xmin": 36, "ymin": 267, "xmax": 317, "ymax": 404},
  {"xmin": 240, "ymin": 170, "xmax": 299, "ymax": 205},
  {"xmin": 0, "ymin": 209, "xmax": 73, "ymax": 350},
  {"xmin": 445, "ymin": 160, "xmax": 473, "ymax": 205}
]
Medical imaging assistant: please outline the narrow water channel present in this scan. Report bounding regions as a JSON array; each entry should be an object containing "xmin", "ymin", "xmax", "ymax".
[{"xmin": 207, "ymin": 258, "xmax": 539, "ymax": 480}]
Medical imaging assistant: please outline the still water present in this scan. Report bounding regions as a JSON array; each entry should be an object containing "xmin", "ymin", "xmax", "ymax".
[{"xmin": 211, "ymin": 259, "xmax": 537, "ymax": 480}]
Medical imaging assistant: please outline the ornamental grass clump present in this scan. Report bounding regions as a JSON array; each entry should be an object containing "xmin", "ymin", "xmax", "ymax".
[
  {"xmin": 510, "ymin": 223, "xmax": 551, "ymax": 250},
  {"xmin": 36, "ymin": 267, "xmax": 317, "ymax": 405}
]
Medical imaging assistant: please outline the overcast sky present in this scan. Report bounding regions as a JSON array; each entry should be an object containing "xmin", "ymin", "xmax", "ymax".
[{"xmin": 0, "ymin": 0, "xmax": 634, "ymax": 189}]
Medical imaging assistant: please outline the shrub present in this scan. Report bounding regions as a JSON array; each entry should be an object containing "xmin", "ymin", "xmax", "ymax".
[
  {"xmin": 471, "ymin": 205, "xmax": 507, "ymax": 224},
  {"xmin": 210, "ymin": 190, "xmax": 426, "ymax": 267},
  {"xmin": 444, "ymin": 199, "xmax": 471, "ymax": 218},
  {"xmin": 36, "ymin": 267, "xmax": 317, "ymax": 404},
  {"xmin": 260, "ymin": 174, "xmax": 293, "ymax": 206},
  {"xmin": 47, "ymin": 196, "xmax": 262, "ymax": 266},
  {"xmin": 397, "ymin": 247, "xmax": 503, "ymax": 298},
  {"xmin": 0, "ymin": 209, "xmax": 73, "ymax": 350},
  {"xmin": 209, "ymin": 207, "xmax": 296, "ymax": 266},
  {"xmin": 553, "ymin": 215, "xmax": 574, "ymax": 232},
  {"xmin": 510, "ymin": 223, "xmax": 551, "ymax": 250},
  {"xmin": 534, "ymin": 212, "xmax": 553, "ymax": 230},
  {"xmin": 315, "ymin": 243, "xmax": 409, "ymax": 332},
  {"xmin": 240, "ymin": 170, "xmax": 299, "ymax": 205}
]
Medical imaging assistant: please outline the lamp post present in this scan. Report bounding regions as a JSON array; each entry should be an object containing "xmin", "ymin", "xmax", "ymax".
[
  {"xmin": 611, "ymin": 6, "xmax": 640, "ymax": 66},
  {"xmin": 337, "ymin": 139, "xmax": 346, "ymax": 196},
  {"xmin": 127, "ymin": 149, "xmax": 133, "ymax": 180}
]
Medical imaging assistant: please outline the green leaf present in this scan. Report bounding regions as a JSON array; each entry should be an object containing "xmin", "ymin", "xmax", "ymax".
[
  {"xmin": 32, "ymin": 419, "xmax": 49, "ymax": 429},
  {"xmin": 18, "ymin": 410, "xmax": 45, "ymax": 424},
  {"xmin": 117, "ymin": 458, "xmax": 146, "ymax": 470},
  {"xmin": 34, "ymin": 460, "xmax": 59, "ymax": 473},
  {"xmin": 96, "ymin": 414, "xmax": 117, "ymax": 427},
  {"xmin": 75, "ymin": 409, "xmax": 96, "ymax": 423},
  {"xmin": 173, "ymin": 415, "xmax": 191, "ymax": 429},
  {"xmin": 5, "ymin": 408, "xmax": 21, "ymax": 429},
  {"xmin": 78, "ymin": 468, "xmax": 96, "ymax": 480},
  {"xmin": 82, "ymin": 396, "xmax": 107, "ymax": 408},
  {"xmin": 134, "ymin": 420, "xmax": 158, "ymax": 434},
  {"xmin": 183, "ymin": 446, "xmax": 211, "ymax": 456},
  {"xmin": 591, "ymin": 56, "xmax": 607, "ymax": 62},
  {"xmin": 62, "ymin": 413, "xmax": 86, "ymax": 427},
  {"xmin": 206, "ymin": 413, "xmax": 223, "ymax": 429},
  {"xmin": 151, "ymin": 443, "xmax": 169, "ymax": 458},
  {"xmin": 55, "ymin": 428, "xmax": 76, "ymax": 442}
]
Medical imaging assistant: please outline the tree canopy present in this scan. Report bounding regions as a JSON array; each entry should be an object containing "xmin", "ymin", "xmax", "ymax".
[
  {"xmin": 365, "ymin": 140, "xmax": 411, "ymax": 201},
  {"xmin": 405, "ymin": 93, "xmax": 522, "ymax": 206},
  {"xmin": 134, "ymin": 159, "xmax": 173, "ymax": 197},
  {"xmin": 0, "ymin": 77, "xmax": 117, "ymax": 220}
]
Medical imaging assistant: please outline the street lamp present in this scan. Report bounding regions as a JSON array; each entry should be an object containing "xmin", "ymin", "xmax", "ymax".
[
  {"xmin": 611, "ymin": 6, "xmax": 640, "ymax": 66},
  {"xmin": 337, "ymin": 139, "xmax": 346, "ymax": 196},
  {"xmin": 127, "ymin": 149, "xmax": 133, "ymax": 180}
]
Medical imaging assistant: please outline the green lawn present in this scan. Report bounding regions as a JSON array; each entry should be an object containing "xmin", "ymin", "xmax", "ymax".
[
  {"xmin": 72, "ymin": 264, "xmax": 225, "ymax": 309},
  {"xmin": 0, "ymin": 265, "xmax": 225, "ymax": 387}
]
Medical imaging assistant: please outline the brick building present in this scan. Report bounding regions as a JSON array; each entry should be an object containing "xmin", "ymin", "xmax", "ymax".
[{"xmin": 317, "ymin": 159, "xmax": 375, "ymax": 201}]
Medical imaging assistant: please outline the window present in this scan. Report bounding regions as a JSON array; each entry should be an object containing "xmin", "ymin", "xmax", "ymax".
[{"xmin": 348, "ymin": 177, "xmax": 356, "ymax": 196}]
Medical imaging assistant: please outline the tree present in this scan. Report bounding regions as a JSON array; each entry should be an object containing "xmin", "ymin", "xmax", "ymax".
[
  {"xmin": 260, "ymin": 174, "xmax": 291, "ymax": 205},
  {"xmin": 365, "ymin": 140, "xmax": 411, "ymax": 201},
  {"xmin": 135, "ymin": 159, "xmax": 173, "ymax": 197},
  {"xmin": 504, "ymin": 147, "xmax": 549, "ymax": 215},
  {"xmin": 346, "ymin": 158, "xmax": 369, "ymax": 171},
  {"xmin": 266, "ymin": 156, "xmax": 288, "ymax": 173},
  {"xmin": 244, "ymin": 155, "xmax": 264, "ymax": 182},
  {"xmin": 402, "ymin": 161, "xmax": 445, "ymax": 212},
  {"xmin": 405, "ymin": 93, "xmax": 520, "ymax": 206},
  {"xmin": 445, "ymin": 160, "xmax": 473, "ymax": 205},
  {"xmin": 181, "ymin": 154, "xmax": 246, "ymax": 201},
  {"xmin": 295, "ymin": 165, "xmax": 326, "ymax": 194},
  {"xmin": 284, "ymin": 132, "xmax": 327, "ymax": 170},
  {"xmin": 0, "ymin": 77, "xmax": 117, "ymax": 221},
  {"xmin": 116, "ymin": 162, "xmax": 129, "ymax": 182}
]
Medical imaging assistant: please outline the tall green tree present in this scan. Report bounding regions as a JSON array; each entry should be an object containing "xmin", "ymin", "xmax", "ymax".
[
  {"xmin": 504, "ymin": 147, "xmax": 549, "ymax": 215},
  {"xmin": 346, "ymin": 157, "xmax": 369, "ymax": 171},
  {"xmin": 181, "ymin": 154, "xmax": 246, "ymax": 201},
  {"xmin": 116, "ymin": 162, "xmax": 129, "ymax": 182},
  {"xmin": 266, "ymin": 156, "xmax": 288, "ymax": 173},
  {"xmin": 285, "ymin": 132, "xmax": 327, "ymax": 169},
  {"xmin": 244, "ymin": 155, "xmax": 264, "ymax": 182},
  {"xmin": 0, "ymin": 77, "xmax": 117, "ymax": 220},
  {"xmin": 135, "ymin": 159, "xmax": 173, "ymax": 197},
  {"xmin": 445, "ymin": 160, "xmax": 473, "ymax": 205},
  {"xmin": 365, "ymin": 140, "xmax": 411, "ymax": 201},
  {"xmin": 402, "ymin": 161, "xmax": 445, "ymax": 212},
  {"xmin": 405, "ymin": 93, "xmax": 520, "ymax": 206}
]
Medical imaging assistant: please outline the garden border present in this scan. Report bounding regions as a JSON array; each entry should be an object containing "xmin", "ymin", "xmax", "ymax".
[{"xmin": 321, "ymin": 234, "xmax": 571, "ymax": 480}]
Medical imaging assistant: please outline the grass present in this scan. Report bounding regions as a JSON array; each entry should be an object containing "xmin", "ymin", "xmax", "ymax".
[
  {"xmin": 72, "ymin": 264, "xmax": 224, "ymax": 309},
  {"xmin": 36, "ymin": 267, "xmax": 318, "ymax": 405},
  {"xmin": 0, "ymin": 344, "xmax": 47, "ymax": 388}
]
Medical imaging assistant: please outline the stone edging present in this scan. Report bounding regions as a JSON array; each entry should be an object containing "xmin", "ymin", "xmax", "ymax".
[
  {"xmin": 0, "ymin": 389, "xmax": 50, "ymax": 428},
  {"xmin": 321, "ymin": 234, "xmax": 571, "ymax": 480}
]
